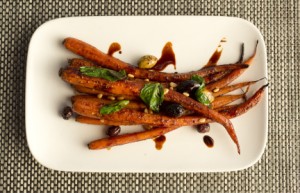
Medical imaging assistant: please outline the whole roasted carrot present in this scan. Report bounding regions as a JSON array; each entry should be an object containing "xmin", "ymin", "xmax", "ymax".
[
  {"xmin": 73, "ymin": 100, "xmax": 209, "ymax": 127},
  {"xmin": 88, "ymin": 126, "xmax": 177, "ymax": 150},
  {"xmin": 63, "ymin": 37, "xmax": 248, "ymax": 82},
  {"xmin": 222, "ymin": 84, "xmax": 268, "ymax": 117}
]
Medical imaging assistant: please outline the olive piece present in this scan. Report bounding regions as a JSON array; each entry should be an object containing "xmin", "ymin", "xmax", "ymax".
[
  {"xmin": 196, "ymin": 123, "xmax": 210, "ymax": 133},
  {"xmin": 161, "ymin": 103, "xmax": 185, "ymax": 117},
  {"xmin": 62, "ymin": 106, "xmax": 73, "ymax": 120},
  {"xmin": 138, "ymin": 55, "xmax": 158, "ymax": 69},
  {"xmin": 107, "ymin": 126, "xmax": 121, "ymax": 137},
  {"xmin": 176, "ymin": 80, "xmax": 200, "ymax": 93}
]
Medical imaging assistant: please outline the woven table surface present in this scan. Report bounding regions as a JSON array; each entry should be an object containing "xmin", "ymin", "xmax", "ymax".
[{"xmin": 1, "ymin": 0, "xmax": 299, "ymax": 192}]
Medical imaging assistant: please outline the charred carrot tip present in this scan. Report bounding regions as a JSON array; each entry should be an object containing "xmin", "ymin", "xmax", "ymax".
[
  {"xmin": 241, "ymin": 64, "xmax": 249, "ymax": 68},
  {"xmin": 88, "ymin": 143, "xmax": 95, "ymax": 150},
  {"xmin": 58, "ymin": 67, "xmax": 63, "ymax": 77},
  {"xmin": 262, "ymin": 83, "xmax": 269, "ymax": 89}
]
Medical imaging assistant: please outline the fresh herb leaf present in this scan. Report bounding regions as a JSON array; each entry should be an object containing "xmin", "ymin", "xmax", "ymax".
[
  {"xmin": 195, "ymin": 88, "xmax": 211, "ymax": 107},
  {"xmin": 191, "ymin": 75, "xmax": 211, "ymax": 106},
  {"xmin": 191, "ymin": 75, "xmax": 205, "ymax": 90},
  {"xmin": 80, "ymin": 66, "xmax": 127, "ymax": 81},
  {"xmin": 100, "ymin": 100, "xmax": 129, "ymax": 115},
  {"xmin": 140, "ymin": 83, "xmax": 164, "ymax": 112}
]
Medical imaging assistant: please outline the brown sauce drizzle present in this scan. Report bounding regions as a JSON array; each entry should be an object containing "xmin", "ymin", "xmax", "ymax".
[
  {"xmin": 107, "ymin": 42, "xmax": 121, "ymax": 56},
  {"xmin": 206, "ymin": 45, "xmax": 223, "ymax": 66},
  {"xmin": 203, "ymin": 135, "xmax": 214, "ymax": 148},
  {"xmin": 205, "ymin": 38, "xmax": 227, "ymax": 66},
  {"xmin": 152, "ymin": 42, "xmax": 176, "ymax": 71},
  {"xmin": 154, "ymin": 135, "xmax": 166, "ymax": 150}
]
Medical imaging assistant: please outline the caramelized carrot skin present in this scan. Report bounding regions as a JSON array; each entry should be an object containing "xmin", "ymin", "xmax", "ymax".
[
  {"xmin": 206, "ymin": 69, "xmax": 247, "ymax": 90},
  {"xmin": 73, "ymin": 101, "xmax": 209, "ymax": 127},
  {"xmin": 64, "ymin": 38, "xmax": 248, "ymax": 82},
  {"xmin": 72, "ymin": 95, "xmax": 145, "ymax": 110},
  {"xmin": 76, "ymin": 115, "xmax": 133, "ymax": 126},
  {"xmin": 61, "ymin": 66, "xmax": 144, "ymax": 96},
  {"xmin": 211, "ymin": 94, "xmax": 245, "ymax": 109},
  {"xmin": 222, "ymin": 84, "xmax": 268, "ymax": 117},
  {"xmin": 204, "ymin": 71, "xmax": 231, "ymax": 84},
  {"xmin": 213, "ymin": 81, "xmax": 256, "ymax": 97},
  {"xmin": 88, "ymin": 126, "xmax": 177, "ymax": 150}
]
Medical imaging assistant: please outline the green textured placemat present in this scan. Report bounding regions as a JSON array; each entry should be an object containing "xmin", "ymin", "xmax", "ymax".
[{"xmin": 0, "ymin": 0, "xmax": 299, "ymax": 192}]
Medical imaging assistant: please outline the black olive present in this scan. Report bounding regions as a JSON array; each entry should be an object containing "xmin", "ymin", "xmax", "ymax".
[
  {"xmin": 107, "ymin": 126, "xmax": 121, "ymax": 137},
  {"xmin": 62, "ymin": 106, "xmax": 73, "ymax": 120},
  {"xmin": 161, "ymin": 103, "xmax": 185, "ymax": 117},
  {"xmin": 176, "ymin": 80, "xmax": 200, "ymax": 93},
  {"xmin": 196, "ymin": 123, "xmax": 210, "ymax": 133}
]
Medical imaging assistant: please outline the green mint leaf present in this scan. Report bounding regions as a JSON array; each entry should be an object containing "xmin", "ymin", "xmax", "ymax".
[
  {"xmin": 140, "ymin": 83, "xmax": 164, "ymax": 112},
  {"xmin": 100, "ymin": 100, "xmax": 130, "ymax": 115},
  {"xmin": 195, "ymin": 88, "xmax": 211, "ymax": 107},
  {"xmin": 80, "ymin": 66, "xmax": 127, "ymax": 81},
  {"xmin": 191, "ymin": 75, "xmax": 205, "ymax": 90}
]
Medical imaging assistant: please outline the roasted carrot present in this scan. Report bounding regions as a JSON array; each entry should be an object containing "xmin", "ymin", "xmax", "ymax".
[
  {"xmin": 206, "ymin": 41, "xmax": 258, "ymax": 90},
  {"xmin": 76, "ymin": 115, "xmax": 133, "ymax": 126},
  {"xmin": 221, "ymin": 84, "xmax": 268, "ymax": 117},
  {"xmin": 88, "ymin": 126, "xmax": 177, "ymax": 150},
  {"xmin": 212, "ymin": 80, "xmax": 257, "ymax": 97},
  {"xmin": 74, "ymin": 104, "xmax": 211, "ymax": 127},
  {"xmin": 63, "ymin": 37, "xmax": 248, "ymax": 82},
  {"xmin": 211, "ymin": 94, "xmax": 246, "ymax": 109},
  {"xmin": 76, "ymin": 81, "xmax": 266, "ymax": 127},
  {"xmin": 60, "ymin": 66, "xmax": 240, "ymax": 153},
  {"xmin": 204, "ymin": 70, "xmax": 231, "ymax": 84},
  {"xmin": 214, "ymin": 104, "xmax": 239, "ymax": 112},
  {"xmin": 203, "ymin": 43, "xmax": 245, "ymax": 84},
  {"xmin": 73, "ymin": 87, "xmax": 262, "ymax": 127},
  {"xmin": 73, "ymin": 85, "xmax": 103, "ymax": 95},
  {"xmin": 73, "ymin": 86, "xmax": 139, "ymax": 100},
  {"xmin": 72, "ymin": 95, "xmax": 146, "ymax": 110},
  {"xmin": 87, "ymin": 84, "xmax": 267, "ymax": 150},
  {"xmin": 72, "ymin": 93, "xmax": 244, "ymax": 112}
]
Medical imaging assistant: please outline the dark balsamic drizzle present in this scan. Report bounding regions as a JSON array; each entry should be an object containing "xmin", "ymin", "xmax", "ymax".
[
  {"xmin": 203, "ymin": 135, "xmax": 214, "ymax": 148},
  {"xmin": 154, "ymin": 135, "xmax": 166, "ymax": 150},
  {"xmin": 152, "ymin": 42, "xmax": 176, "ymax": 71},
  {"xmin": 206, "ymin": 45, "xmax": 223, "ymax": 66}
]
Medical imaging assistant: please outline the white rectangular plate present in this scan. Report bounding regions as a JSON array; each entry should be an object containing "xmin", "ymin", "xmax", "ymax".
[{"xmin": 26, "ymin": 16, "xmax": 268, "ymax": 172}]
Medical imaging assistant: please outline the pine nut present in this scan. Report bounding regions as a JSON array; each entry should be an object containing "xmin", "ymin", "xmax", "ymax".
[
  {"xmin": 128, "ymin": 74, "xmax": 134, "ymax": 78},
  {"xmin": 183, "ymin": 92, "xmax": 190, "ymax": 97}
]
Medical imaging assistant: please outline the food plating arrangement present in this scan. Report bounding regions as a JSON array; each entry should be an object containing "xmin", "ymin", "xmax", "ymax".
[{"xmin": 59, "ymin": 37, "xmax": 267, "ymax": 154}]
